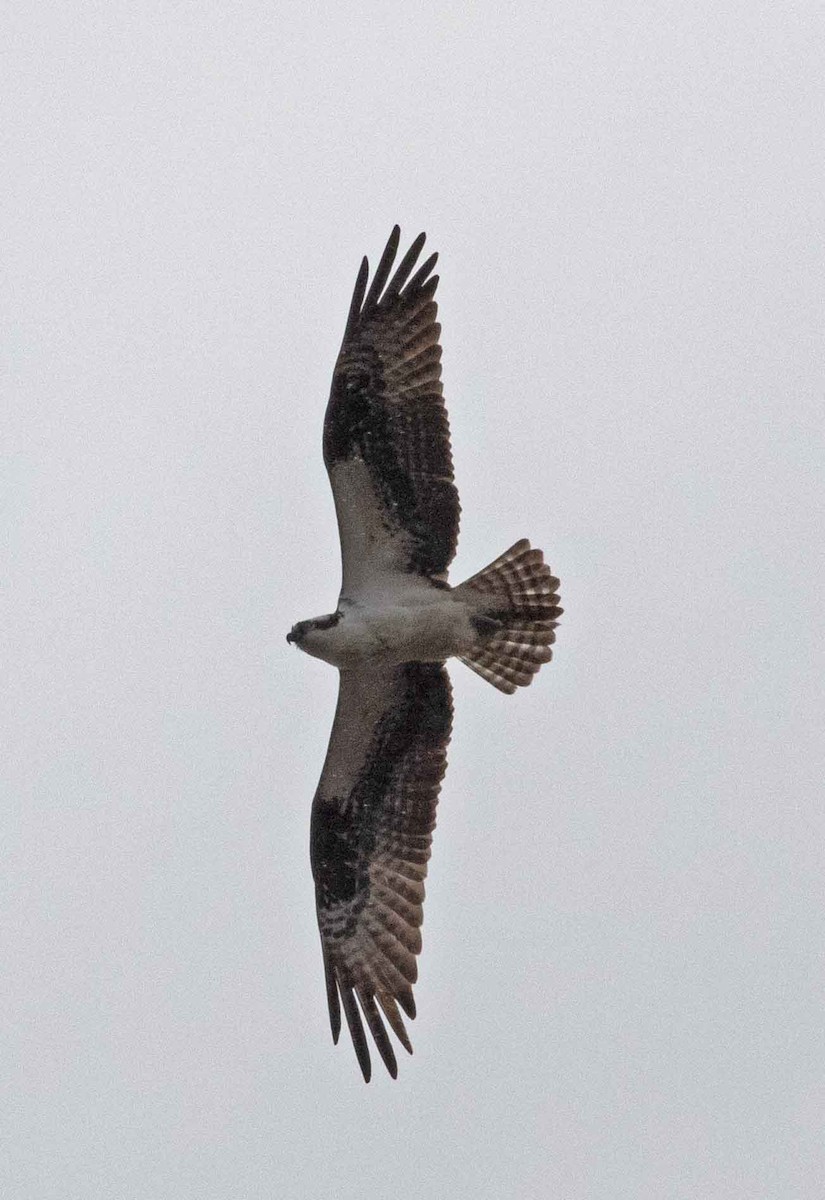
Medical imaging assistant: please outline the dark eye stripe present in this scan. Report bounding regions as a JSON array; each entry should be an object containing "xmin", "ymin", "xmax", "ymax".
[{"xmin": 313, "ymin": 612, "xmax": 342, "ymax": 631}]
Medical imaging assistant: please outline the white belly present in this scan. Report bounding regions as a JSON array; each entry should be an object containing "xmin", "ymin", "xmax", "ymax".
[{"xmin": 305, "ymin": 587, "xmax": 474, "ymax": 669}]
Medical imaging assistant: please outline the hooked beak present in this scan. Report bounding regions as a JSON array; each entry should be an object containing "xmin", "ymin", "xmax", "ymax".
[{"xmin": 286, "ymin": 630, "xmax": 296, "ymax": 644}]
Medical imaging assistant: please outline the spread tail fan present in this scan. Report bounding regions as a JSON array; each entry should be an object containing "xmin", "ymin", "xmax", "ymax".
[{"xmin": 455, "ymin": 539, "xmax": 562, "ymax": 694}]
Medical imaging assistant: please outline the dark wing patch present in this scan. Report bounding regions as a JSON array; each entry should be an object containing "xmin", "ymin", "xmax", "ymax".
[
  {"xmin": 310, "ymin": 663, "xmax": 453, "ymax": 1081},
  {"xmin": 323, "ymin": 227, "xmax": 460, "ymax": 580}
]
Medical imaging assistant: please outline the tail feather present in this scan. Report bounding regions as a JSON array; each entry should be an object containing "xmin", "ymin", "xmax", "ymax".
[{"xmin": 455, "ymin": 539, "xmax": 562, "ymax": 694}]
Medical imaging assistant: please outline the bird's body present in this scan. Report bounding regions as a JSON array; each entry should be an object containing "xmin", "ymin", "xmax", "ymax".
[
  {"xmin": 288, "ymin": 228, "xmax": 562, "ymax": 1081},
  {"xmin": 293, "ymin": 584, "xmax": 477, "ymax": 670}
]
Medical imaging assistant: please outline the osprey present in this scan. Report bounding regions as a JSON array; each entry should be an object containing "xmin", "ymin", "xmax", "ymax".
[{"xmin": 288, "ymin": 228, "xmax": 562, "ymax": 1081}]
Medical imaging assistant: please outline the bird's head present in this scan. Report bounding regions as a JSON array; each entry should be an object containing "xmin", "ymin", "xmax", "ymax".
[{"xmin": 286, "ymin": 611, "xmax": 343, "ymax": 658}]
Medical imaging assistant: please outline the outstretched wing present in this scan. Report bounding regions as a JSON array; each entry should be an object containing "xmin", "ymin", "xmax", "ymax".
[
  {"xmin": 310, "ymin": 662, "xmax": 453, "ymax": 1081},
  {"xmin": 323, "ymin": 227, "xmax": 461, "ymax": 596}
]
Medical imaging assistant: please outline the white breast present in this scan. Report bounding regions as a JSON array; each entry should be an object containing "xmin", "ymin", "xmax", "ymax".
[{"xmin": 306, "ymin": 585, "xmax": 474, "ymax": 669}]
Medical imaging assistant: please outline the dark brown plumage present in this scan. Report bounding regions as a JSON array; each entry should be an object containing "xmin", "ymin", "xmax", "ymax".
[
  {"xmin": 310, "ymin": 663, "xmax": 452, "ymax": 1081},
  {"xmin": 323, "ymin": 226, "xmax": 460, "ymax": 579}
]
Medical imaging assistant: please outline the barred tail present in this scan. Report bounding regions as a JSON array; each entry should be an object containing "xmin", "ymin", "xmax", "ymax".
[{"xmin": 455, "ymin": 539, "xmax": 562, "ymax": 694}]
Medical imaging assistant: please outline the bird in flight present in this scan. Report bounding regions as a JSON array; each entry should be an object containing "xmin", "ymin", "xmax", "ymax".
[{"xmin": 287, "ymin": 227, "xmax": 562, "ymax": 1081}]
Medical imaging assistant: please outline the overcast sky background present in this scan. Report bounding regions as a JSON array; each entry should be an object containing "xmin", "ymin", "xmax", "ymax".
[{"xmin": 4, "ymin": 4, "xmax": 823, "ymax": 1197}]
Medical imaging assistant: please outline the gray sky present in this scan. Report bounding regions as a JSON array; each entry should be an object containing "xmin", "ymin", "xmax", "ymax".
[{"xmin": 4, "ymin": 3, "xmax": 823, "ymax": 1197}]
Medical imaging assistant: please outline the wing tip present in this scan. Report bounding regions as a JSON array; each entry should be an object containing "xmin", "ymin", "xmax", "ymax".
[
  {"xmin": 362, "ymin": 226, "xmax": 402, "ymax": 314},
  {"xmin": 341, "ymin": 983, "xmax": 373, "ymax": 1083},
  {"xmin": 342, "ymin": 255, "xmax": 370, "ymax": 342},
  {"xmin": 323, "ymin": 954, "xmax": 420, "ymax": 1080},
  {"xmin": 399, "ymin": 251, "xmax": 439, "ymax": 302},
  {"xmin": 350, "ymin": 228, "xmax": 439, "ymax": 326},
  {"xmin": 322, "ymin": 945, "xmax": 342, "ymax": 1044}
]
